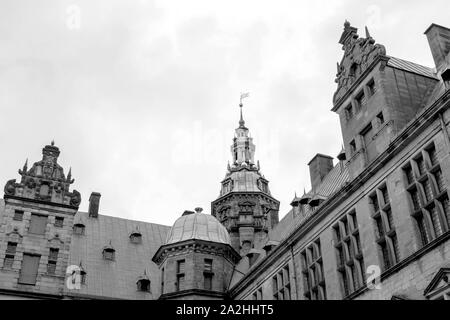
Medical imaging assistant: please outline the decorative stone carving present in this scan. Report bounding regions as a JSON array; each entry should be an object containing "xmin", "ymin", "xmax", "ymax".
[
  {"xmin": 334, "ymin": 22, "xmax": 386, "ymax": 105},
  {"xmin": 3, "ymin": 142, "xmax": 81, "ymax": 208},
  {"xmin": 4, "ymin": 179, "xmax": 17, "ymax": 195}
]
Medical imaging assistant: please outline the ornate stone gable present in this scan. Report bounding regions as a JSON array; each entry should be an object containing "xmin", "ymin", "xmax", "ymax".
[
  {"xmin": 3, "ymin": 142, "xmax": 81, "ymax": 208},
  {"xmin": 333, "ymin": 21, "xmax": 386, "ymax": 105}
]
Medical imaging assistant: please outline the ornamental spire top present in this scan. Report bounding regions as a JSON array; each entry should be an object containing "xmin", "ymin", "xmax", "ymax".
[{"xmin": 238, "ymin": 92, "xmax": 249, "ymax": 129}]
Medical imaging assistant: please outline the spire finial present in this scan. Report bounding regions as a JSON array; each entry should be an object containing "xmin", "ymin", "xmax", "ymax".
[
  {"xmin": 239, "ymin": 92, "xmax": 249, "ymax": 128},
  {"xmin": 365, "ymin": 26, "xmax": 371, "ymax": 38},
  {"xmin": 23, "ymin": 158, "xmax": 28, "ymax": 170},
  {"xmin": 51, "ymin": 140, "xmax": 55, "ymax": 146},
  {"xmin": 344, "ymin": 20, "xmax": 350, "ymax": 28}
]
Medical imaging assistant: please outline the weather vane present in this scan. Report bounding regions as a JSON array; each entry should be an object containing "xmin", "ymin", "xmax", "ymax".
[{"xmin": 240, "ymin": 92, "xmax": 250, "ymax": 106}]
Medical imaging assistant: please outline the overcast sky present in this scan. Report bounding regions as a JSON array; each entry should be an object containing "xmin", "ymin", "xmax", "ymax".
[{"xmin": 0, "ymin": 0, "xmax": 449, "ymax": 226}]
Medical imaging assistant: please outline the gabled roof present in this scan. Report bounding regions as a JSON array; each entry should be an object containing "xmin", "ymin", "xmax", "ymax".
[
  {"xmin": 424, "ymin": 263, "xmax": 450, "ymax": 296},
  {"xmin": 387, "ymin": 56, "xmax": 438, "ymax": 80}
]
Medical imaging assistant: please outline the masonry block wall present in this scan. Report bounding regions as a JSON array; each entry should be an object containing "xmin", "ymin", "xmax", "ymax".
[
  {"xmin": 0, "ymin": 199, "xmax": 76, "ymax": 298},
  {"xmin": 231, "ymin": 103, "xmax": 450, "ymax": 300}
]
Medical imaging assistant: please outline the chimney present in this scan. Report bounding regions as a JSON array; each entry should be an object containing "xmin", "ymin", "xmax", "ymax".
[
  {"xmin": 308, "ymin": 154, "xmax": 334, "ymax": 191},
  {"xmin": 88, "ymin": 192, "xmax": 101, "ymax": 218},
  {"xmin": 424, "ymin": 24, "xmax": 450, "ymax": 75}
]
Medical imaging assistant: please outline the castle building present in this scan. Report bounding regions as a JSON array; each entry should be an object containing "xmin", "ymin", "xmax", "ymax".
[{"xmin": 1, "ymin": 21, "xmax": 450, "ymax": 300}]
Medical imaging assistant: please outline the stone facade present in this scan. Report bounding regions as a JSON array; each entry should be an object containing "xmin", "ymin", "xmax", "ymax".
[{"xmin": 1, "ymin": 21, "xmax": 450, "ymax": 301}]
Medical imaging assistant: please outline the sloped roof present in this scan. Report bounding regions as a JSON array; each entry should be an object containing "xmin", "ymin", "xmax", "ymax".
[
  {"xmin": 387, "ymin": 56, "xmax": 438, "ymax": 79},
  {"xmin": 65, "ymin": 212, "xmax": 170, "ymax": 300},
  {"xmin": 260, "ymin": 162, "xmax": 350, "ymax": 247}
]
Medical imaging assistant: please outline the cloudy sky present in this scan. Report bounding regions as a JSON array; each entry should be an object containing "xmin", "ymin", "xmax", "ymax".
[{"xmin": 0, "ymin": 0, "xmax": 448, "ymax": 226}]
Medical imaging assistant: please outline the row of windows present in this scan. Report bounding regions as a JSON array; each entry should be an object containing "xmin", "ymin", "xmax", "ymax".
[
  {"xmin": 2, "ymin": 246, "xmax": 151, "ymax": 292},
  {"xmin": 13, "ymin": 210, "xmax": 143, "ymax": 244},
  {"xmin": 250, "ymin": 143, "xmax": 449, "ymax": 300},
  {"xmin": 3, "ymin": 246, "xmax": 59, "ymax": 282},
  {"xmin": 301, "ymin": 239, "xmax": 326, "ymax": 300},
  {"xmin": 344, "ymin": 78, "xmax": 377, "ymax": 121},
  {"xmin": 13, "ymin": 211, "xmax": 64, "ymax": 234},
  {"xmin": 403, "ymin": 144, "xmax": 450, "ymax": 246}
]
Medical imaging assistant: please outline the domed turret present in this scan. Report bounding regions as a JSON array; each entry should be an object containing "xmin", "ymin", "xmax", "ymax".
[
  {"xmin": 152, "ymin": 208, "xmax": 240, "ymax": 300},
  {"xmin": 165, "ymin": 208, "xmax": 230, "ymax": 245}
]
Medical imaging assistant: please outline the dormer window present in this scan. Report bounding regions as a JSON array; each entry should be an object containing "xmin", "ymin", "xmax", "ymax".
[
  {"xmin": 137, "ymin": 278, "xmax": 151, "ymax": 292},
  {"xmin": 130, "ymin": 232, "xmax": 142, "ymax": 244},
  {"xmin": 80, "ymin": 269, "xmax": 87, "ymax": 284},
  {"xmin": 73, "ymin": 223, "xmax": 85, "ymax": 235},
  {"xmin": 102, "ymin": 245, "xmax": 115, "ymax": 261}
]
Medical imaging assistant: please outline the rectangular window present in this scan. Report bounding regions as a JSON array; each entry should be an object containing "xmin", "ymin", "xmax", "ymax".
[
  {"xmin": 272, "ymin": 265, "xmax": 291, "ymax": 300},
  {"xmin": 19, "ymin": 254, "xmax": 40, "ymax": 285},
  {"xmin": 54, "ymin": 217, "xmax": 64, "ymax": 228},
  {"xmin": 367, "ymin": 79, "xmax": 376, "ymax": 96},
  {"xmin": 361, "ymin": 123, "xmax": 373, "ymax": 149},
  {"xmin": 345, "ymin": 104, "xmax": 354, "ymax": 120},
  {"xmin": 29, "ymin": 214, "xmax": 47, "ymax": 235},
  {"xmin": 349, "ymin": 140, "xmax": 356, "ymax": 155},
  {"xmin": 370, "ymin": 186, "xmax": 399, "ymax": 271},
  {"xmin": 204, "ymin": 273, "xmax": 212, "ymax": 291},
  {"xmin": 301, "ymin": 238, "xmax": 326, "ymax": 300},
  {"xmin": 203, "ymin": 259, "xmax": 213, "ymax": 290},
  {"xmin": 403, "ymin": 142, "xmax": 450, "ymax": 247},
  {"xmin": 376, "ymin": 113, "xmax": 384, "ymax": 127},
  {"xmin": 334, "ymin": 211, "xmax": 365, "ymax": 297},
  {"xmin": 13, "ymin": 210, "xmax": 24, "ymax": 221},
  {"xmin": 204, "ymin": 259, "xmax": 213, "ymax": 273},
  {"xmin": 355, "ymin": 91, "xmax": 366, "ymax": 109},
  {"xmin": 176, "ymin": 260, "xmax": 185, "ymax": 292},
  {"xmin": 3, "ymin": 242, "xmax": 17, "ymax": 269},
  {"xmin": 47, "ymin": 248, "xmax": 58, "ymax": 275},
  {"xmin": 404, "ymin": 165, "xmax": 415, "ymax": 185}
]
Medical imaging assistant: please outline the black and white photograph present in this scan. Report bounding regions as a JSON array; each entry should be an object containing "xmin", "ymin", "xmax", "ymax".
[{"xmin": 0, "ymin": 0, "xmax": 449, "ymax": 309}]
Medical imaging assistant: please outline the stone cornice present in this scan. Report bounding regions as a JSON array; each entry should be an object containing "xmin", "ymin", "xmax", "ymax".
[
  {"xmin": 159, "ymin": 288, "xmax": 226, "ymax": 300},
  {"xmin": 212, "ymin": 191, "xmax": 280, "ymax": 207},
  {"xmin": 229, "ymin": 89, "xmax": 450, "ymax": 298},
  {"xmin": 152, "ymin": 239, "xmax": 241, "ymax": 266},
  {"xmin": 4, "ymin": 194, "xmax": 79, "ymax": 212}
]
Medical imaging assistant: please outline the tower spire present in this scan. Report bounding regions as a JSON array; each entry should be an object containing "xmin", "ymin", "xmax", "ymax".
[{"xmin": 239, "ymin": 92, "xmax": 249, "ymax": 128}]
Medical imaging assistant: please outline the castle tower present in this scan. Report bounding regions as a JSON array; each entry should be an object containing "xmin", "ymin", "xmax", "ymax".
[
  {"xmin": 211, "ymin": 97, "xmax": 280, "ymax": 256},
  {"xmin": 0, "ymin": 142, "xmax": 81, "ymax": 298},
  {"xmin": 152, "ymin": 208, "xmax": 240, "ymax": 300}
]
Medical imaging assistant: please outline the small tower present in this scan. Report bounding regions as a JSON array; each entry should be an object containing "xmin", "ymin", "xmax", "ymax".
[
  {"xmin": 211, "ymin": 95, "xmax": 280, "ymax": 256},
  {"xmin": 152, "ymin": 208, "xmax": 240, "ymax": 300}
]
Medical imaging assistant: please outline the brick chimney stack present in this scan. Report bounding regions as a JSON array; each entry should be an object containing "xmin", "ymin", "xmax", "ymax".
[
  {"xmin": 424, "ymin": 23, "xmax": 450, "ymax": 82},
  {"xmin": 308, "ymin": 154, "xmax": 334, "ymax": 191}
]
